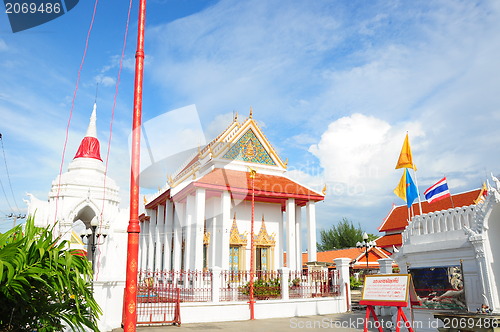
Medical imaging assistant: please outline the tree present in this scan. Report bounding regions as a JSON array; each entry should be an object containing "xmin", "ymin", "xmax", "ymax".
[
  {"xmin": 0, "ymin": 216, "xmax": 101, "ymax": 331},
  {"xmin": 317, "ymin": 218, "xmax": 375, "ymax": 251}
]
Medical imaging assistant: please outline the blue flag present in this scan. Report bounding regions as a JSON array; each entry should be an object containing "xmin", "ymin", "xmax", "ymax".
[{"xmin": 405, "ymin": 169, "xmax": 418, "ymax": 208}]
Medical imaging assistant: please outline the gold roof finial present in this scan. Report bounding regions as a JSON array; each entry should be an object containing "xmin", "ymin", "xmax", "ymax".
[
  {"xmin": 249, "ymin": 106, "xmax": 253, "ymax": 119},
  {"xmin": 234, "ymin": 111, "xmax": 239, "ymax": 122},
  {"xmin": 143, "ymin": 195, "xmax": 147, "ymax": 204},
  {"xmin": 248, "ymin": 166, "xmax": 257, "ymax": 178},
  {"xmin": 284, "ymin": 158, "xmax": 288, "ymax": 168},
  {"xmin": 322, "ymin": 184, "xmax": 327, "ymax": 196}
]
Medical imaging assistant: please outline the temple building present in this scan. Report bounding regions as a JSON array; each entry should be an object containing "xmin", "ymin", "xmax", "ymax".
[{"xmin": 140, "ymin": 110, "xmax": 325, "ymax": 272}]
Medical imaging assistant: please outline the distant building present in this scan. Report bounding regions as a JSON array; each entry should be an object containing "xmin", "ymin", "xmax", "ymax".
[
  {"xmin": 292, "ymin": 247, "xmax": 396, "ymax": 272},
  {"xmin": 376, "ymin": 188, "xmax": 486, "ymax": 252}
]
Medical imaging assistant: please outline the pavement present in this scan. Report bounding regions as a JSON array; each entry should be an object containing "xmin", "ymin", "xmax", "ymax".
[{"xmin": 112, "ymin": 311, "xmax": 395, "ymax": 332}]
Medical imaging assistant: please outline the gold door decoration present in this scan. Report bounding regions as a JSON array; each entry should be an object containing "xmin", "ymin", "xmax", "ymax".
[
  {"xmin": 229, "ymin": 213, "xmax": 247, "ymax": 274},
  {"xmin": 254, "ymin": 215, "xmax": 276, "ymax": 271}
]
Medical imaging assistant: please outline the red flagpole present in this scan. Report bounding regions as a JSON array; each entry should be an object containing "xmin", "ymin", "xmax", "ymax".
[
  {"xmin": 249, "ymin": 169, "xmax": 256, "ymax": 319},
  {"xmin": 123, "ymin": 0, "xmax": 147, "ymax": 330}
]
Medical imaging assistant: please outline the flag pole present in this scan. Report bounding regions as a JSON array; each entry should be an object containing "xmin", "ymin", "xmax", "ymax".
[
  {"xmin": 412, "ymin": 168, "xmax": 423, "ymax": 215},
  {"xmin": 123, "ymin": 0, "xmax": 147, "ymax": 330}
]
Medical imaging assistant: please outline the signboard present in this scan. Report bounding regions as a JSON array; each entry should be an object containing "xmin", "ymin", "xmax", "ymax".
[{"xmin": 360, "ymin": 274, "xmax": 419, "ymax": 307}]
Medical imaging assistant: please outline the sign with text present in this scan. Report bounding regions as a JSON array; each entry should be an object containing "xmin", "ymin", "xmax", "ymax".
[{"xmin": 360, "ymin": 274, "xmax": 419, "ymax": 307}]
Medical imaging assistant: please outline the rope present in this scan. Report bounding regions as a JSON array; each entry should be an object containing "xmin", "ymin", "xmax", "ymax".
[
  {"xmin": 0, "ymin": 134, "xmax": 20, "ymax": 213},
  {"xmin": 95, "ymin": 0, "xmax": 133, "ymax": 281},
  {"xmin": 54, "ymin": 0, "xmax": 100, "ymax": 224}
]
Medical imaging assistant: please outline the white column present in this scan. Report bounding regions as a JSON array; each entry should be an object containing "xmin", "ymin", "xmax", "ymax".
[
  {"xmin": 220, "ymin": 191, "xmax": 231, "ymax": 270},
  {"xmin": 193, "ymin": 188, "xmax": 206, "ymax": 271},
  {"xmin": 286, "ymin": 198, "xmax": 296, "ymax": 270},
  {"xmin": 148, "ymin": 209, "xmax": 157, "ymax": 271},
  {"xmin": 279, "ymin": 267, "xmax": 290, "ymax": 300},
  {"xmin": 139, "ymin": 220, "xmax": 147, "ymax": 270},
  {"xmin": 156, "ymin": 204, "xmax": 165, "ymax": 271},
  {"xmin": 210, "ymin": 216, "xmax": 217, "ymax": 268},
  {"xmin": 306, "ymin": 201, "xmax": 317, "ymax": 262},
  {"xmin": 185, "ymin": 195, "xmax": 195, "ymax": 270},
  {"xmin": 278, "ymin": 208, "xmax": 284, "ymax": 267},
  {"xmin": 211, "ymin": 266, "xmax": 222, "ymax": 303},
  {"xmin": 334, "ymin": 258, "xmax": 351, "ymax": 312},
  {"xmin": 163, "ymin": 200, "xmax": 173, "ymax": 271},
  {"xmin": 172, "ymin": 202, "xmax": 183, "ymax": 271},
  {"xmin": 378, "ymin": 258, "xmax": 393, "ymax": 274},
  {"xmin": 295, "ymin": 205, "xmax": 302, "ymax": 270}
]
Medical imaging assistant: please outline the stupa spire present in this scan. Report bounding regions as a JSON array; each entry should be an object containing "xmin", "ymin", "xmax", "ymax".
[{"xmin": 74, "ymin": 103, "xmax": 102, "ymax": 161}]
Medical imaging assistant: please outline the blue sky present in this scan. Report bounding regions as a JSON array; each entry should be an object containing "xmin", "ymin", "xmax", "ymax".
[{"xmin": 1, "ymin": 0, "xmax": 500, "ymax": 236}]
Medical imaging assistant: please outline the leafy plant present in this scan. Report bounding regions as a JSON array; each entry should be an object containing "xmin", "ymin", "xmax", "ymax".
[
  {"xmin": 0, "ymin": 216, "xmax": 101, "ymax": 331},
  {"xmin": 317, "ymin": 218, "xmax": 377, "ymax": 251},
  {"xmin": 241, "ymin": 278, "xmax": 281, "ymax": 299},
  {"xmin": 350, "ymin": 276, "xmax": 363, "ymax": 290}
]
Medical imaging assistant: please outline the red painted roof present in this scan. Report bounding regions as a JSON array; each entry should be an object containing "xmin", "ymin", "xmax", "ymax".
[
  {"xmin": 375, "ymin": 233, "xmax": 402, "ymax": 248},
  {"xmin": 378, "ymin": 189, "xmax": 482, "ymax": 232},
  {"xmin": 194, "ymin": 168, "xmax": 324, "ymax": 202}
]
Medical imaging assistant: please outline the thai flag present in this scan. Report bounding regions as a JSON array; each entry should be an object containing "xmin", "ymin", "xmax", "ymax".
[{"xmin": 424, "ymin": 177, "xmax": 451, "ymax": 203}]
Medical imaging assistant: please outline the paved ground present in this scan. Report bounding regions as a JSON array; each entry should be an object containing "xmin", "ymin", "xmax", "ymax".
[{"xmin": 113, "ymin": 311, "xmax": 395, "ymax": 331}]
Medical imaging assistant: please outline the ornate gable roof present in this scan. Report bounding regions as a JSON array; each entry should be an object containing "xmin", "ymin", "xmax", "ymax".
[{"xmin": 222, "ymin": 128, "xmax": 276, "ymax": 166}]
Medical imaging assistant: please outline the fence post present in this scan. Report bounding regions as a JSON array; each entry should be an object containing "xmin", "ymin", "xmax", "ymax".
[
  {"xmin": 377, "ymin": 258, "xmax": 394, "ymax": 316},
  {"xmin": 279, "ymin": 267, "xmax": 290, "ymax": 300},
  {"xmin": 378, "ymin": 258, "xmax": 393, "ymax": 274},
  {"xmin": 211, "ymin": 266, "xmax": 221, "ymax": 303},
  {"xmin": 334, "ymin": 258, "xmax": 351, "ymax": 312}
]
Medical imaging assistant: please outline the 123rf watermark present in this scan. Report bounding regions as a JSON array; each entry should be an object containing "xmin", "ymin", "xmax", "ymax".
[
  {"xmin": 3, "ymin": 0, "xmax": 79, "ymax": 33},
  {"xmin": 289, "ymin": 317, "xmax": 444, "ymax": 330}
]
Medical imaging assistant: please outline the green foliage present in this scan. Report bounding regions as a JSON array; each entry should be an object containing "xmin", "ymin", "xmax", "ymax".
[
  {"xmin": 317, "ymin": 218, "xmax": 366, "ymax": 251},
  {"xmin": 241, "ymin": 278, "xmax": 281, "ymax": 299},
  {"xmin": 350, "ymin": 276, "xmax": 363, "ymax": 290},
  {"xmin": 0, "ymin": 217, "xmax": 101, "ymax": 331}
]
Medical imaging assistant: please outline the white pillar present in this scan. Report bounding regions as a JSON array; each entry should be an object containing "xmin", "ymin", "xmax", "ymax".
[
  {"xmin": 156, "ymin": 204, "xmax": 165, "ymax": 271},
  {"xmin": 306, "ymin": 201, "xmax": 317, "ymax": 262},
  {"xmin": 211, "ymin": 266, "xmax": 222, "ymax": 303},
  {"xmin": 295, "ymin": 205, "xmax": 302, "ymax": 270},
  {"xmin": 193, "ymin": 188, "xmax": 206, "ymax": 271},
  {"xmin": 210, "ymin": 216, "xmax": 217, "ymax": 268},
  {"xmin": 139, "ymin": 220, "xmax": 147, "ymax": 270},
  {"xmin": 163, "ymin": 200, "xmax": 173, "ymax": 270},
  {"xmin": 334, "ymin": 258, "xmax": 351, "ymax": 312},
  {"xmin": 279, "ymin": 267, "xmax": 290, "ymax": 300},
  {"xmin": 220, "ymin": 191, "xmax": 231, "ymax": 270},
  {"xmin": 278, "ymin": 208, "xmax": 284, "ymax": 267},
  {"xmin": 185, "ymin": 195, "xmax": 195, "ymax": 270},
  {"xmin": 378, "ymin": 258, "xmax": 393, "ymax": 275},
  {"xmin": 148, "ymin": 209, "xmax": 156, "ymax": 271},
  {"xmin": 172, "ymin": 201, "xmax": 184, "ymax": 271},
  {"xmin": 286, "ymin": 198, "xmax": 296, "ymax": 270}
]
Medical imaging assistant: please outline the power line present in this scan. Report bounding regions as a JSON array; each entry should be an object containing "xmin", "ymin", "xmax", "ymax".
[{"xmin": 0, "ymin": 133, "xmax": 20, "ymax": 213}]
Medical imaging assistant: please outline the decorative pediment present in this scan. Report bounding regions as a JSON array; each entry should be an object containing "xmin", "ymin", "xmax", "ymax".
[
  {"xmin": 254, "ymin": 215, "xmax": 275, "ymax": 247},
  {"xmin": 229, "ymin": 214, "xmax": 247, "ymax": 246},
  {"xmin": 222, "ymin": 129, "xmax": 276, "ymax": 166}
]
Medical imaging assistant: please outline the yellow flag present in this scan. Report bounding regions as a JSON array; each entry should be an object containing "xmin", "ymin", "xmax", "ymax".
[
  {"xmin": 395, "ymin": 133, "xmax": 416, "ymax": 170},
  {"xmin": 393, "ymin": 170, "xmax": 407, "ymax": 201}
]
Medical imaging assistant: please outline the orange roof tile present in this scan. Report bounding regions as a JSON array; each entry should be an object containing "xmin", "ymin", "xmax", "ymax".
[
  {"xmin": 375, "ymin": 233, "xmax": 402, "ymax": 248},
  {"xmin": 378, "ymin": 189, "xmax": 482, "ymax": 232},
  {"xmin": 194, "ymin": 168, "xmax": 324, "ymax": 202},
  {"xmin": 288, "ymin": 247, "xmax": 393, "ymax": 269}
]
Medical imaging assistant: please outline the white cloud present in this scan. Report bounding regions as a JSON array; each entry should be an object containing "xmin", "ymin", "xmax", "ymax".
[{"xmin": 0, "ymin": 39, "xmax": 7, "ymax": 52}]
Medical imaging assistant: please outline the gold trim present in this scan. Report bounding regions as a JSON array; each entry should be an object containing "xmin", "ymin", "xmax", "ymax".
[
  {"xmin": 229, "ymin": 213, "xmax": 247, "ymax": 246},
  {"xmin": 203, "ymin": 232, "xmax": 210, "ymax": 245},
  {"xmin": 254, "ymin": 215, "xmax": 275, "ymax": 246}
]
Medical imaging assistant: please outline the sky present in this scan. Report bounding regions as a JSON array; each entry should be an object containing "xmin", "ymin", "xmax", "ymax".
[{"xmin": 1, "ymin": 0, "xmax": 500, "ymax": 237}]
